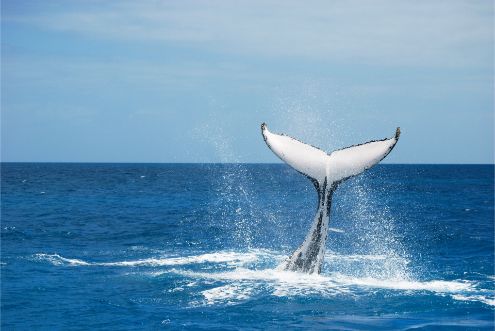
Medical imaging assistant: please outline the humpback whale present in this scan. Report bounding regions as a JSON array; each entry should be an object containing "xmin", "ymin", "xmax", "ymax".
[{"xmin": 261, "ymin": 123, "xmax": 400, "ymax": 274}]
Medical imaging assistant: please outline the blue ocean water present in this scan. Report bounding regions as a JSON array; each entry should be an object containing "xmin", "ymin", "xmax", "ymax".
[{"xmin": 1, "ymin": 163, "xmax": 493, "ymax": 330}]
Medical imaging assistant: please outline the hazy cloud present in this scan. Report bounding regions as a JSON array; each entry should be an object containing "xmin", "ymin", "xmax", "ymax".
[{"xmin": 5, "ymin": 0, "xmax": 493, "ymax": 67}]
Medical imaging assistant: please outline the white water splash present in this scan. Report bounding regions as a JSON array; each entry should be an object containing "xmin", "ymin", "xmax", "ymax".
[
  {"xmin": 172, "ymin": 267, "xmax": 473, "ymax": 296},
  {"xmin": 31, "ymin": 250, "xmax": 492, "ymax": 308},
  {"xmin": 202, "ymin": 284, "xmax": 253, "ymax": 306}
]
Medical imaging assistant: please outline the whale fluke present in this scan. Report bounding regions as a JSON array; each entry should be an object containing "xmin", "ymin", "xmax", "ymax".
[{"xmin": 261, "ymin": 123, "xmax": 400, "ymax": 274}]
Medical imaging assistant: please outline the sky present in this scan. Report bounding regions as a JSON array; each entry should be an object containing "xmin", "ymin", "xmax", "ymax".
[{"xmin": 1, "ymin": 0, "xmax": 493, "ymax": 163}]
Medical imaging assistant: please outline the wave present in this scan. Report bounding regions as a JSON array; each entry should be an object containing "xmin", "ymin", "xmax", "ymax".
[
  {"xmin": 329, "ymin": 274, "xmax": 474, "ymax": 292},
  {"xmin": 172, "ymin": 268, "xmax": 473, "ymax": 294},
  {"xmin": 32, "ymin": 250, "xmax": 396, "ymax": 268},
  {"xmin": 175, "ymin": 268, "xmax": 493, "ymax": 307},
  {"xmin": 30, "ymin": 250, "xmax": 493, "ymax": 307},
  {"xmin": 451, "ymin": 294, "xmax": 495, "ymax": 307},
  {"xmin": 32, "ymin": 254, "xmax": 91, "ymax": 266},
  {"xmin": 32, "ymin": 250, "xmax": 270, "ymax": 268}
]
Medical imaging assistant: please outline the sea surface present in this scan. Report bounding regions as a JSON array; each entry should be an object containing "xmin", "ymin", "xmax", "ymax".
[{"xmin": 1, "ymin": 163, "xmax": 494, "ymax": 330}]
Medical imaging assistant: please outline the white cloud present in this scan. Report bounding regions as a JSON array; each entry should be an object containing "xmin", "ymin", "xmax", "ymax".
[{"xmin": 5, "ymin": 0, "xmax": 493, "ymax": 67}]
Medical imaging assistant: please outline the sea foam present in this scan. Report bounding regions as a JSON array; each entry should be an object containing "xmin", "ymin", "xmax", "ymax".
[{"xmin": 31, "ymin": 250, "xmax": 491, "ymax": 307}]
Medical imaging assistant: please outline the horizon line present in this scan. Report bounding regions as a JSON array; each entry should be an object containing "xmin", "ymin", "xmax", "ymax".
[{"xmin": 1, "ymin": 161, "xmax": 494, "ymax": 166}]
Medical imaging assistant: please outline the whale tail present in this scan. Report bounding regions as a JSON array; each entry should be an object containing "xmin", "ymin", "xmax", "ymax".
[
  {"xmin": 261, "ymin": 123, "xmax": 400, "ymax": 186},
  {"xmin": 261, "ymin": 123, "xmax": 400, "ymax": 274}
]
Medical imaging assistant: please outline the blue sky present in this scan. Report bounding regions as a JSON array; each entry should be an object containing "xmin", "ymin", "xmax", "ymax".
[{"xmin": 2, "ymin": 0, "xmax": 493, "ymax": 163}]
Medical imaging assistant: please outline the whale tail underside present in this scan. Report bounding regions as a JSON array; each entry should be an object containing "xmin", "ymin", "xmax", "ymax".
[
  {"xmin": 261, "ymin": 123, "xmax": 400, "ymax": 186},
  {"xmin": 261, "ymin": 123, "xmax": 400, "ymax": 274}
]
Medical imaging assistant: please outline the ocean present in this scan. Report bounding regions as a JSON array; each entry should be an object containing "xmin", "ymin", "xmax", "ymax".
[{"xmin": 1, "ymin": 163, "xmax": 493, "ymax": 330}]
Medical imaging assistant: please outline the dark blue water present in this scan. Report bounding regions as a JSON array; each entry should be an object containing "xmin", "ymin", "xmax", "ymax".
[{"xmin": 1, "ymin": 163, "xmax": 494, "ymax": 330}]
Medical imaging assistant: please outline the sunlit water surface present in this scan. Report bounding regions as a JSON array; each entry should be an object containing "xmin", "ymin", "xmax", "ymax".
[{"xmin": 1, "ymin": 163, "xmax": 493, "ymax": 329}]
